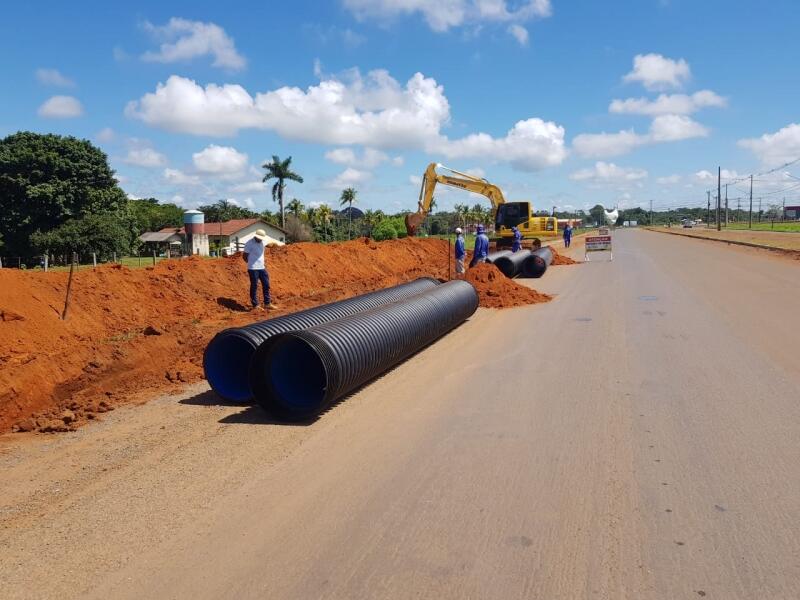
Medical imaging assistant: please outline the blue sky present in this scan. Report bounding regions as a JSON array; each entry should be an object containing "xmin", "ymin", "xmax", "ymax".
[{"xmin": 2, "ymin": 0, "xmax": 800, "ymax": 215}]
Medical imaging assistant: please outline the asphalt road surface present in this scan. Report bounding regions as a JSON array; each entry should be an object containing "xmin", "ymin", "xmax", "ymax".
[{"xmin": 1, "ymin": 229, "xmax": 798, "ymax": 599}]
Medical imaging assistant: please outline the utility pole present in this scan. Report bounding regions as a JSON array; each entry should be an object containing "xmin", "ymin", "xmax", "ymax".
[
  {"xmin": 748, "ymin": 174, "xmax": 753, "ymax": 229},
  {"xmin": 706, "ymin": 191, "xmax": 711, "ymax": 226},
  {"xmin": 783, "ymin": 197, "xmax": 786, "ymax": 221},
  {"xmin": 716, "ymin": 167, "xmax": 722, "ymax": 231},
  {"xmin": 758, "ymin": 197, "xmax": 762, "ymax": 222},
  {"xmin": 724, "ymin": 184, "xmax": 729, "ymax": 226},
  {"xmin": 737, "ymin": 197, "xmax": 741, "ymax": 221},
  {"xmin": 650, "ymin": 199, "xmax": 653, "ymax": 226}
]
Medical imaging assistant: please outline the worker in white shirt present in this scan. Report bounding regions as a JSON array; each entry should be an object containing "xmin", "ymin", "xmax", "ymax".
[{"xmin": 242, "ymin": 229, "xmax": 277, "ymax": 311}]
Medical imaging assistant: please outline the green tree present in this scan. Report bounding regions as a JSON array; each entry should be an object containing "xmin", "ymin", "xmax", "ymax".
[
  {"xmin": 30, "ymin": 213, "xmax": 132, "ymax": 261},
  {"xmin": 588, "ymin": 204, "xmax": 606, "ymax": 227},
  {"xmin": 197, "ymin": 199, "xmax": 258, "ymax": 222},
  {"xmin": 262, "ymin": 155, "xmax": 303, "ymax": 229},
  {"xmin": 372, "ymin": 219, "xmax": 398, "ymax": 241},
  {"xmin": 0, "ymin": 131, "xmax": 127, "ymax": 256},
  {"xmin": 315, "ymin": 204, "xmax": 333, "ymax": 242},
  {"xmin": 339, "ymin": 187, "xmax": 358, "ymax": 239},
  {"xmin": 286, "ymin": 198, "xmax": 305, "ymax": 219},
  {"xmin": 126, "ymin": 198, "xmax": 184, "ymax": 234}
]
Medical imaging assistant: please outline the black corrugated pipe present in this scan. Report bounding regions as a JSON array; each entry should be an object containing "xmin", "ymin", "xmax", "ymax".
[
  {"xmin": 203, "ymin": 278, "xmax": 440, "ymax": 403},
  {"xmin": 521, "ymin": 247, "xmax": 554, "ymax": 278},
  {"xmin": 249, "ymin": 280, "xmax": 479, "ymax": 421},
  {"xmin": 493, "ymin": 249, "xmax": 532, "ymax": 278},
  {"xmin": 485, "ymin": 250, "xmax": 512, "ymax": 264}
]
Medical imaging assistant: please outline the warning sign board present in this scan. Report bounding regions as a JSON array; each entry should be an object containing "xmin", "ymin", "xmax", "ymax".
[
  {"xmin": 585, "ymin": 235, "xmax": 612, "ymax": 251},
  {"xmin": 585, "ymin": 233, "xmax": 612, "ymax": 261}
]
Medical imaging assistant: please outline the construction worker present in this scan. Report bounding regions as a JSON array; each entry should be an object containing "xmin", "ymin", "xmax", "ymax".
[
  {"xmin": 242, "ymin": 229, "xmax": 276, "ymax": 311},
  {"xmin": 511, "ymin": 226, "xmax": 522, "ymax": 252},
  {"xmin": 469, "ymin": 224, "xmax": 490, "ymax": 267},
  {"xmin": 563, "ymin": 222, "xmax": 573, "ymax": 248},
  {"xmin": 454, "ymin": 227, "xmax": 466, "ymax": 277}
]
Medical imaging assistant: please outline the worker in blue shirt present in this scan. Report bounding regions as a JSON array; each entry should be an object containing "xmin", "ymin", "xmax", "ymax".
[
  {"xmin": 563, "ymin": 223, "xmax": 573, "ymax": 248},
  {"xmin": 511, "ymin": 226, "xmax": 522, "ymax": 252},
  {"xmin": 469, "ymin": 224, "xmax": 490, "ymax": 267},
  {"xmin": 454, "ymin": 227, "xmax": 466, "ymax": 277}
]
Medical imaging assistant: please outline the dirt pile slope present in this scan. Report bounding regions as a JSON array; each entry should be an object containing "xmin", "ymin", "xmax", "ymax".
[
  {"xmin": 466, "ymin": 263, "xmax": 552, "ymax": 308},
  {"xmin": 0, "ymin": 237, "xmax": 548, "ymax": 434},
  {"xmin": 548, "ymin": 245, "xmax": 579, "ymax": 265}
]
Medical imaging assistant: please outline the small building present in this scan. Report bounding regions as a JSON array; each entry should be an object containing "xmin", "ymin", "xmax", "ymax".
[
  {"xmin": 140, "ymin": 218, "xmax": 286, "ymax": 257},
  {"xmin": 206, "ymin": 219, "xmax": 286, "ymax": 255},
  {"xmin": 784, "ymin": 205, "xmax": 800, "ymax": 220},
  {"xmin": 138, "ymin": 230, "xmax": 184, "ymax": 256}
]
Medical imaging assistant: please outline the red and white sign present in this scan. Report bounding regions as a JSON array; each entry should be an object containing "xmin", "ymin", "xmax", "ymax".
[{"xmin": 585, "ymin": 235, "xmax": 612, "ymax": 252}]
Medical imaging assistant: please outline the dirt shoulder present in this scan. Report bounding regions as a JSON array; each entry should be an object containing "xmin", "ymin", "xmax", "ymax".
[
  {"xmin": 0, "ymin": 237, "xmax": 550, "ymax": 435},
  {"xmin": 644, "ymin": 225, "xmax": 800, "ymax": 255}
]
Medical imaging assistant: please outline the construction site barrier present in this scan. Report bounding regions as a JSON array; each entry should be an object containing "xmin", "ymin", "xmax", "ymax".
[
  {"xmin": 493, "ymin": 249, "xmax": 532, "ymax": 278},
  {"xmin": 203, "ymin": 278, "xmax": 440, "ymax": 403},
  {"xmin": 249, "ymin": 280, "xmax": 479, "ymax": 421},
  {"xmin": 485, "ymin": 250, "xmax": 513, "ymax": 264},
  {"xmin": 521, "ymin": 247, "xmax": 554, "ymax": 278}
]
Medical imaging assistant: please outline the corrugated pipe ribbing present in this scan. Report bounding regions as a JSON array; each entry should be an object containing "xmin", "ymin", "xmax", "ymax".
[
  {"xmin": 249, "ymin": 280, "xmax": 478, "ymax": 421},
  {"xmin": 203, "ymin": 278, "xmax": 440, "ymax": 402}
]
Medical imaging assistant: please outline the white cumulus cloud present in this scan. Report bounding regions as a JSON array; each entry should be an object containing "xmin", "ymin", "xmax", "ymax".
[
  {"xmin": 123, "ymin": 147, "xmax": 168, "ymax": 168},
  {"xmin": 35, "ymin": 68, "xmax": 75, "ymax": 87},
  {"xmin": 142, "ymin": 18, "xmax": 246, "ymax": 70},
  {"xmin": 572, "ymin": 129, "xmax": 645, "ymax": 159},
  {"xmin": 432, "ymin": 117, "xmax": 567, "ymax": 171},
  {"xmin": 126, "ymin": 68, "xmax": 567, "ymax": 171},
  {"xmin": 327, "ymin": 167, "xmax": 372, "ymax": 189},
  {"xmin": 37, "ymin": 95, "xmax": 83, "ymax": 118},
  {"xmin": 738, "ymin": 123, "xmax": 800, "ymax": 167},
  {"xmin": 623, "ymin": 53, "xmax": 691, "ymax": 90},
  {"xmin": 342, "ymin": 0, "xmax": 551, "ymax": 32},
  {"xmin": 163, "ymin": 168, "xmax": 201, "ymax": 185},
  {"xmin": 507, "ymin": 24, "xmax": 529, "ymax": 45},
  {"xmin": 609, "ymin": 90, "xmax": 726, "ymax": 116},
  {"xmin": 573, "ymin": 115, "xmax": 708, "ymax": 158},
  {"xmin": 570, "ymin": 161, "xmax": 648, "ymax": 184},
  {"xmin": 192, "ymin": 144, "xmax": 249, "ymax": 175},
  {"xmin": 325, "ymin": 147, "xmax": 391, "ymax": 168},
  {"xmin": 656, "ymin": 174, "xmax": 681, "ymax": 185},
  {"xmin": 95, "ymin": 127, "xmax": 115, "ymax": 143},
  {"xmin": 649, "ymin": 114, "xmax": 709, "ymax": 142}
]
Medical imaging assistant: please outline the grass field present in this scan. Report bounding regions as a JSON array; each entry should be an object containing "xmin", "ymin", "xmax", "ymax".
[
  {"xmin": 722, "ymin": 222, "xmax": 800, "ymax": 232},
  {"xmin": 648, "ymin": 225, "xmax": 800, "ymax": 251}
]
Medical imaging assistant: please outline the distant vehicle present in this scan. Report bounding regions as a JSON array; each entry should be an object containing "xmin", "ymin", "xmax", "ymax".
[{"xmin": 682, "ymin": 219, "xmax": 695, "ymax": 228}]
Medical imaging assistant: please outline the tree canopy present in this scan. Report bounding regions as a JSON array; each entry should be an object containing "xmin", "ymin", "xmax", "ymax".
[
  {"xmin": 262, "ymin": 155, "xmax": 303, "ymax": 228},
  {"xmin": 0, "ymin": 131, "xmax": 127, "ymax": 256}
]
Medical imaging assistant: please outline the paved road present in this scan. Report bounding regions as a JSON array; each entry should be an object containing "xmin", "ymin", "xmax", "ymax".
[{"xmin": 2, "ymin": 230, "xmax": 799, "ymax": 599}]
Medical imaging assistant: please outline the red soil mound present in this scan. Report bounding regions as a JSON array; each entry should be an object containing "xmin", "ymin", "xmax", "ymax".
[
  {"xmin": 548, "ymin": 245, "xmax": 578, "ymax": 265},
  {"xmin": 0, "ymin": 237, "xmax": 549, "ymax": 434},
  {"xmin": 465, "ymin": 263, "xmax": 552, "ymax": 309}
]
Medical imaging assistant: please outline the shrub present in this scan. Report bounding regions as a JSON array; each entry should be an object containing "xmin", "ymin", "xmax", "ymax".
[{"xmin": 371, "ymin": 220, "xmax": 398, "ymax": 241}]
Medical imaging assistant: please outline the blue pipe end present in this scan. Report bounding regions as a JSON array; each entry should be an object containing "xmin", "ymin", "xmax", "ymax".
[{"xmin": 204, "ymin": 333, "xmax": 258, "ymax": 403}]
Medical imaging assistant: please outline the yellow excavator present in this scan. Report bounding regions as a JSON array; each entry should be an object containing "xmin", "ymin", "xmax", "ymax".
[{"xmin": 404, "ymin": 163, "xmax": 558, "ymax": 248}]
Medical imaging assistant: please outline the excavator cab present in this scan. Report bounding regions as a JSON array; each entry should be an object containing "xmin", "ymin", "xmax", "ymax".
[{"xmin": 495, "ymin": 202, "xmax": 531, "ymax": 230}]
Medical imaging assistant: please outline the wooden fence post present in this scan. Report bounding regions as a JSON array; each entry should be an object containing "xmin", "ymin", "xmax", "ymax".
[{"xmin": 61, "ymin": 253, "xmax": 77, "ymax": 320}]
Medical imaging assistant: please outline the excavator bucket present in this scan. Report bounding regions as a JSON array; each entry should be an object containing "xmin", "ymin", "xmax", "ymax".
[{"xmin": 405, "ymin": 212, "xmax": 425, "ymax": 237}]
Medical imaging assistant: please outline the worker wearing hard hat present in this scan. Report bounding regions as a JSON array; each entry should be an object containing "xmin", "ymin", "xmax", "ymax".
[
  {"xmin": 511, "ymin": 226, "xmax": 522, "ymax": 252},
  {"xmin": 242, "ymin": 229, "xmax": 277, "ymax": 311},
  {"xmin": 469, "ymin": 224, "xmax": 490, "ymax": 267},
  {"xmin": 563, "ymin": 223, "xmax": 573, "ymax": 248},
  {"xmin": 454, "ymin": 227, "xmax": 466, "ymax": 277}
]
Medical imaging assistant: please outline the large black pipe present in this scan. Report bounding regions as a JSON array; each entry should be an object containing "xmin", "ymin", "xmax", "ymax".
[
  {"xmin": 203, "ymin": 278, "xmax": 440, "ymax": 402},
  {"xmin": 521, "ymin": 246, "xmax": 554, "ymax": 278},
  {"xmin": 485, "ymin": 250, "xmax": 512, "ymax": 264},
  {"xmin": 249, "ymin": 280, "xmax": 479, "ymax": 421},
  {"xmin": 493, "ymin": 249, "xmax": 532, "ymax": 278}
]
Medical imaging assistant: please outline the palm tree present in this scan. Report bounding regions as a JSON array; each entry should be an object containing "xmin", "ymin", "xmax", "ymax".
[
  {"xmin": 454, "ymin": 203, "xmax": 469, "ymax": 230},
  {"xmin": 262, "ymin": 155, "xmax": 304, "ymax": 229},
  {"xmin": 316, "ymin": 204, "xmax": 333, "ymax": 242},
  {"xmin": 286, "ymin": 198, "xmax": 305, "ymax": 219},
  {"xmin": 339, "ymin": 187, "xmax": 358, "ymax": 240}
]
